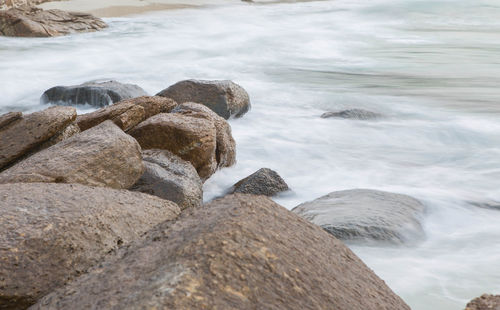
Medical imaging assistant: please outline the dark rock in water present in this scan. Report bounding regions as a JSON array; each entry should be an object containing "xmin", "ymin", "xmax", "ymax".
[
  {"xmin": 292, "ymin": 189, "xmax": 425, "ymax": 244},
  {"xmin": 0, "ymin": 111, "xmax": 21, "ymax": 130},
  {"xmin": 0, "ymin": 182, "xmax": 180, "ymax": 310},
  {"xmin": 0, "ymin": 106, "xmax": 76, "ymax": 171},
  {"xmin": 465, "ymin": 294, "xmax": 500, "ymax": 310},
  {"xmin": 31, "ymin": 194, "xmax": 410, "ymax": 310},
  {"xmin": 41, "ymin": 80, "xmax": 148, "ymax": 108},
  {"xmin": 131, "ymin": 149, "xmax": 202, "ymax": 210},
  {"xmin": 0, "ymin": 7, "xmax": 107, "ymax": 37},
  {"xmin": 321, "ymin": 109, "xmax": 381, "ymax": 120},
  {"xmin": 157, "ymin": 79, "xmax": 251, "ymax": 119},
  {"xmin": 468, "ymin": 200, "xmax": 500, "ymax": 211},
  {"xmin": 231, "ymin": 168, "xmax": 289, "ymax": 196}
]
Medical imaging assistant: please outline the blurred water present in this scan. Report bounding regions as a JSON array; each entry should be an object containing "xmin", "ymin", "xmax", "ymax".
[{"xmin": 1, "ymin": 0, "xmax": 500, "ymax": 308}]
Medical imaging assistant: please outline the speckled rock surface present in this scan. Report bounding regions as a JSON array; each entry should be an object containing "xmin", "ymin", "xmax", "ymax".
[
  {"xmin": 465, "ymin": 294, "xmax": 500, "ymax": 310},
  {"xmin": 231, "ymin": 168, "xmax": 289, "ymax": 196}
]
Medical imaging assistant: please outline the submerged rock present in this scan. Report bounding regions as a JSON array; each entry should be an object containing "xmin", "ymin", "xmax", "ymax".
[
  {"xmin": 0, "ymin": 7, "xmax": 107, "ymax": 37},
  {"xmin": 465, "ymin": 294, "xmax": 500, "ymax": 310},
  {"xmin": 131, "ymin": 149, "xmax": 203, "ymax": 210},
  {"xmin": 41, "ymin": 80, "xmax": 147, "ymax": 108},
  {"xmin": 0, "ymin": 121, "xmax": 144, "ymax": 189},
  {"xmin": 157, "ymin": 79, "xmax": 251, "ymax": 119},
  {"xmin": 31, "ymin": 194, "xmax": 410, "ymax": 310},
  {"xmin": 0, "ymin": 182, "xmax": 180, "ymax": 310},
  {"xmin": 0, "ymin": 106, "xmax": 76, "ymax": 171},
  {"xmin": 321, "ymin": 109, "xmax": 381, "ymax": 120},
  {"xmin": 230, "ymin": 168, "xmax": 289, "ymax": 196},
  {"xmin": 292, "ymin": 189, "xmax": 425, "ymax": 244}
]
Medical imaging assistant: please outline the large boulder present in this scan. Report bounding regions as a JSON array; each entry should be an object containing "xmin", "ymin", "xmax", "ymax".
[
  {"xmin": 31, "ymin": 194, "xmax": 410, "ymax": 310},
  {"xmin": 465, "ymin": 294, "xmax": 500, "ymax": 310},
  {"xmin": 0, "ymin": 111, "xmax": 21, "ymax": 130},
  {"xmin": 131, "ymin": 149, "xmax": 202, "ymax": 210},
  {"xmin": 0, "ymin": 7, "xmax": 107, "ymax": 37},
  {"xmin": 129, "ymin": 113, "xmax": 217, "ymax": 181},
  {"xmin": 41, "ymin": 80, "xmax": 147, "ymax": 108},
  {"xmin": 230, "ymin": 168, "xmax": 289, "ymax": 196},
  {"xmin": 76, "ymin": 96, "xmax": 177, "ymax": 131},
  {"xmin": 0, "ymin": 121, "xmax": 144, "ymax": 189},
  {"xmin": 171, "ymin": 102, "xmax": 236, "ymax": 168},
  {"xmin": 292, "ymin": 189, "xmax": 426, "ymax": 244},
  {"xmin": 321, "ymin": 109, "xmax": 381, "ymax": 120},
  {"xmin": 0, "ymin": 182, "xmax": 180, "ymax": 310},
  {"xmin": 157, "ymin": 79, "xmax": 250, "ymax": 119},
  {"xmin": 0, "ymin": 106, "xmax": 76, "ymax": 171}
]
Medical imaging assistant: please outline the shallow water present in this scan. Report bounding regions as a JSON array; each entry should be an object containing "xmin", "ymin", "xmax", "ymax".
[{"xmin": 1, "ymin": 0, "xmax": 500, "ymax": 308}]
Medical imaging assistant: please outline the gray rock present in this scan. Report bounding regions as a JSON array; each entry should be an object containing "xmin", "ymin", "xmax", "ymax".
[
  {"xmin": 231, "ymin": 168, "xmax": 289, "ymax": 196},
  {"xmin": 41, "ymin": 80, "xmax": 148, "ymax": 108},
  {"xmin": 465, "ymin": 294, "xmax": 500, "ymax": 310},
  {"xmin": 157, "ymin": 79, "xmax": 250, "ymax": 119},
  {"xmin": 292, "ymin": 189, "xmax": 425, "ymax": 244},
  {"xmin": 131, "ymin": 149, "xmax": 203, "ymax": 210},
  {"xmin": 321, "ymin": 109, "xmax": 381, "ymax": 120}
]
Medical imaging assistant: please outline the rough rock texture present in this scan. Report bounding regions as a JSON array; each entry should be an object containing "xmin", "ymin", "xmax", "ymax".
[
  {"xmin": 0, "ymin": 182, "xmax": 180, "ymax": 310},
  {"xmin": 231, "ymin": 168, "xmax": 289, "ymax": 196},
  {"xmin": 129, "ymin": 113, "xmax": 217, "ymax": 181},
  {"xmin": 172, "ymin": 102, "xmax": 236, "ymax": 168},
  {"xmin": 76, "ymin": 96, "xmax": 177, "ymax": 131},
  {"xmin": 0, "ymin": 121, "xmax": 144, "ymax": 189},
  {"xmin": 0, "ymin": 106, "xmax": 76, "ymax": 171},
  {"xmin": 31, "ymin": 194, "xmax": 410, "ymax": 310},
  {"xmin": 465, "ymin": 294, "xmax": 500, "ymax": 310},
  {"xmin": 157, "ymin": 79, "xmax": 251, "ymax": 119},
  {"xmin": 0, "ymin": 111, "xmax": 22, "ymax": 130},
  {"xmin": 0, "ymin": 7, "xmax": 107, "ymax": 37},
  {"xmin": 0, "ymin": 0, "xmax": 53, "ymax": 10},
  {"xmin": 131, "ymin": 149, "xmax": 202, "ymax": 210},
  {"xmin": 41, "ymin": 80, "xmax": 147, "ymax": 108},
  {"xmin": 292, "ymin": 189, "xmax": 426, "ymax": 244},
  {"xmin": 321, "ymin": 109, "xmax": 381, "ymax": 120}
]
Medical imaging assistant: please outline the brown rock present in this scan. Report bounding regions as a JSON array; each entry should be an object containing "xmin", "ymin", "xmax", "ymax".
[
  {"xmin": 0, "ymin": 7, "xmax": 107, "ymax": 37},
  {"xmin": 121, "ymin": 96, "xmax": 178, "ymax": 119},
  {"xmin": 31, "ymin": 194, "xmax": 410, "ymax": 310},
  {"xmin": 0, "ymin": 106, "xmax": 76, "ymax": 170},
  {"xmin": 129, "ymin": 113, "xmax": 217, "ymax": 181},
  {"xmin": 131, "ymin": 149, "xmax": 202, "ymax": 210},
  {"xmin": 231, "ymin": 168, "xmax": 289, "ymax": 196},
  {"xmin": 0, "ymin": 121, "xmax": 144, "ymax": 189},
  {"xmin": 157, "ymin": 79, "xmax": 251, "ymax": 119},
  {"xmin": 0, "ymin": 111, "xmax": 21, "ymax": 130},
  {"xmin": 172, "ymin": 102, "xmax": 236, "ymax": 167},
  {"xmin": 0, "ymin": 182, "xmax": 180, "ymax": 310},
  {"xmin": 0, "ymin": 0, "xmax": 52, "ymax": 10},
  {"xmin": 465, "ymin": 294, "xmax": 500, "ymax": 310}
]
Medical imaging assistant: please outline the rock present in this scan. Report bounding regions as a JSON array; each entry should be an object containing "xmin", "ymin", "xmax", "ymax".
[
  {"xmin": 131, "ymin": 149, "xmax": 202, "ymax": 210},
  {"xmin": 0, "ymin": 111, "xmax": 22, "ymax": 130},
  {"xmin": 172, "ymin": 102, "xmax": 236, "ymax": 168},
  {"xmin": 157, "ymin": 79, "xmax": 251, "ymax": 119},
  {"xmin": 292, "ymin": 189, "xmax": 425, "ymax": 244},
  {"xmin": 0, "ymin": 182, "xmax": 180, "ymax": 310},
  {"xmin": 129, "ymin": 113, "xmax": 217, "ymax": 181},
  {"xmin": 41, "ymin": 80, "xmax": 148, "ymax": 108},
  {"xmin": 0, "ymin": 106, "xmax": 76, "ymax": 171},
  {"xmin": 231, "ymin": 168, "xmax": 289, "ymax": 196},
  {"xmin": 0, "ymin": 121, "xmax": 144, "ymax": 189},
  {"xmin": 321, "ymin": 109, "xmax": 381, "ymax": 120},
  {"xmin": 0, "ymin": 7, "xmax": 107, "ymax": 37},
  {"xmin": 468, "ymin": 200, "xmax": 500, "ymax": 211},
  {"xmin": 465, "ymin": 294, "xmax": 500, "ymax": 310},
  {"xmin": 0, "ymin": 0, "xmax": 52, "ymax": 10},
  {"xmin": 76, "ymin": 96, "xmax": 177, "ymax": 131},
  {"xmin": 31, "ymin": 194, "xmax": 410, "ymax": 310}
]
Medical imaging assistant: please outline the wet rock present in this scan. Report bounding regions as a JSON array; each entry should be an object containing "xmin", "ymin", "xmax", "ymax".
[
  {"xmin": 0, "ymin": 7, "xmax": 107, "ymax": 37},
  {"xmin": 292, "ymin": 189, "xmax": 425, "ymax": 244},
  {"xmin": 131, "ymin": 149, "xmax": 203, "ymax": 210},
  {"xmin": 0, "ymin": 182, "xmax": 180, "ymax": 310},
  {"xmin": 0, "ymin": 111, "xmax": 21, "ymax": 130},
  {"xmin": 231, "ymin": 168, "xmax": 289, "ymax": 196},
  {"xmin": 157, "ymin": 79, "xmax": 251, "ymax": 119},
  {"xmin": 31, "ymin": 194, "xmax": 410, "ymax": 310},
  {"xmin": 41, "ymin": 80, "xmax": 147, "ymax": 108},
  {"xmin": 321, "ymin": 109, "xmax": 381, "ymax": 120},
  {"xmin": 76, "ymin": 96, "xmax": 177, "ymax": 131},
  {"xmin": 465, "ymin": 294, "xmax": 500, "ymax": 310},
  {"xmin": 172, "ymin": 102, "xmax": 236, "ymax": 168},
  {"xmin": 468, "ymin": 200, "xmax": 500, "ymax": 211},
  {"xmin": 129, "ymin": 113, "xmax": 217, "ymax": 181},
  {"xmin": 0, "ymin": 121, "xmax": 144, "ymax": 189},
  {"xmin": 0, "ymin": 106, "xmax": 76, "ymax": 171}
]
